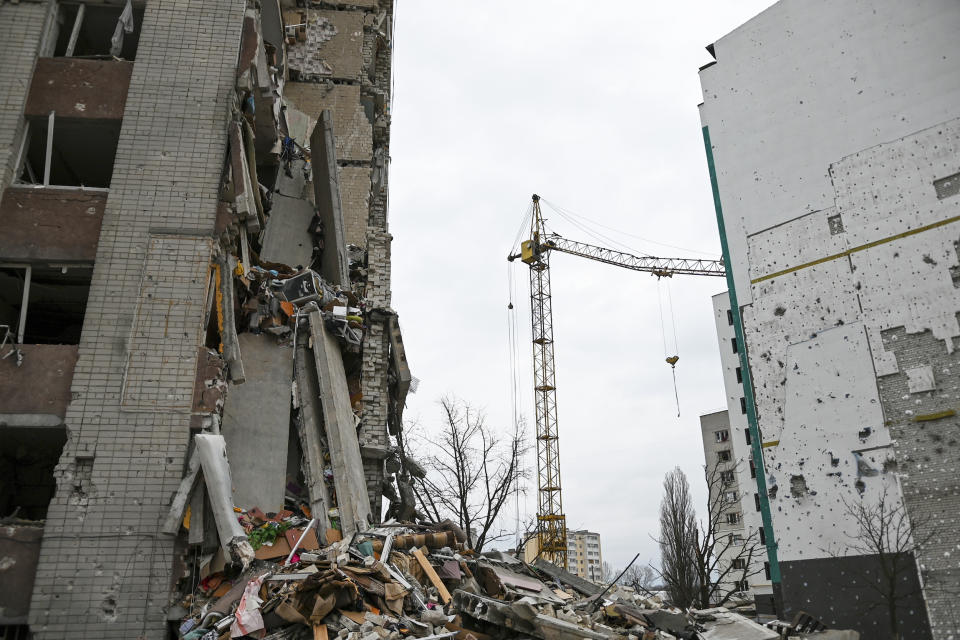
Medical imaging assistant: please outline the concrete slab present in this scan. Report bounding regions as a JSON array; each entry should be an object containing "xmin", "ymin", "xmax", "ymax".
[
  {"xmin": 221, "ymin": 333, "xmax": 293, "ymax": 512},
  {"xmin": 310, "ymin": 110, "xmax": 350, "ymax": 287},
  {"xmin": 308, "ymin": 310, "xmax": 371, "ymax": 534},
  {"xmin": 261, "ymin": 157, "xmax": 315, "ymax": 270}
]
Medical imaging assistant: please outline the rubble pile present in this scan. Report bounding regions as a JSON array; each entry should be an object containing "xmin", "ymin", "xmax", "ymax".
[{"xmin": 170, "ymin": 513, "xmax": 823, "ymax": 640}]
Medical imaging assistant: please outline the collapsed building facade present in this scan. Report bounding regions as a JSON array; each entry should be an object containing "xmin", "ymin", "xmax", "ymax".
[
  {"xmin": 0, "ymin": 0, "xmax": 413, "ymax": 637},
  {"xmin": 699, "ymin": 0, "xmax": 960, "ymax": 638}
]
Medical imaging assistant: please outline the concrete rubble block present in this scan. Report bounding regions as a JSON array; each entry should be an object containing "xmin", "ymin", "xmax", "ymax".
[
  {"xmin": 221, "ymin": 333, "xmax": 293, "ymax": 513},
  {"xmin": 691, "ymin": 607, "xmax": 778, "ymax": 640},
  {"xmin": 193, "ymin": 434, "xmax": 255, "ymax": 564},
  {"xmin": 308, "ymin": 310, "xmax": 372, "ymax": 535},
  {"xmin": 310, "ymin": 109, "xmax": 351, "ymax": 287}
]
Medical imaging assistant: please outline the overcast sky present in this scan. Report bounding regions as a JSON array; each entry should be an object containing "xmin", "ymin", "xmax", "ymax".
[{"xmin": 388, "ymin": 1, "xmax": 775, "ymax": 572}]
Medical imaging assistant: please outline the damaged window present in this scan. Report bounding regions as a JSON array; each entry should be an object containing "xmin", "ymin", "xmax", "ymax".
[
  {"xmin": 735, "ymin": 366, "xmax": 742, "ymax": 383},
  {"xmin": 724, "ymin": 490, "xmax": 737, "ymax": 503},
  {"xmin": 720, "ymin": 470, "xmax": 735, "ymax": 484},
  {"xmin": 726, "ymin": 512, "xmax": 741, "ymax": 525},
  {"xmin": 715, "ymin": 429, "xmax": 729, "ymax": 442},
  {"xmin": 732, "ymin": 558, "xmax": 746, "ymax": 570},
  {"xmin": 731, "ymin": 337, "xmax": 738, "ymax": 353},
  {"xmin": 0, "ymin": 426, "xmax": 68, "ymax": 520},
  {"xmin": 16, "ymin": 115, "xmax": 120, "ymax": 188},
  {"xmin": 749, "ymin": 458, "xmax": 757, "ymax": 478},
  {"xmin": 744, "ymin": 427, "xmax": 751, "ymax": 445},
  {"xmin": 0, "ymin": 265, "xmax": 92, "ymax": 344},
  {"xmin": 717, "ymin": 449, "xmax": 732, "ymax": 462},
  {"xmin": 740, "ymin": 397, "xmax": 747, "ymax": 414},
  {"xmin": 53, "ymin": 2, "xmax": 144, "ymax": 59}
]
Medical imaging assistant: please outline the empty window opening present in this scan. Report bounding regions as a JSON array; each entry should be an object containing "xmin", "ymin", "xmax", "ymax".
[
  {"xmin": 0, "ymin": 427, "xmax": 67, "ymax": 520},
  {"xmin": 735, "ymin": 579, "xmax": 749, "ymax": 592},
  {"xmin": 934, "ymin": 171, "xmax": 960, "ymax": 201},
  {"xmin": 759, "ymin": 527, "xmax": 766, "ymax": 545},
  {"xmin": 754, "ymin": 492, "xmax": 761, "ymax": 511},
  {"xmin": 726, "ymin": 512, "xmax": 741, "ymax": 525},
  {"xmin": 732, "ymin": 558, "xmax": 746, "ymax": 570},
  {"xmin": 731, "ymin": 337, "xmax": 738, "ymax": 353},
  {"xmin": 726, "ymin": 309, "xmax": 733, "ymax": 326},
  {"xmin": 749, "ymin": 458, "xmax": 756, "ymax": 478},
  {"xmin": 53, "ymin": 3, "xmax": 144, "ymax": 60},
  {"xmin": 715, "ymin": 429, "xmax": 729, "ymax": 443},
  {"xmin": 789, "ymin": 474, "xmax": 808, "ymax": 498},
  {"xmin": 0, "ymin": 265, "xmax": 92, "ymax": 345},
  {"xmin": 740, "ymin": 397, "xmax": 747, "ymax": 414},
  {"xmin": 744, "ymin": 427, "xmax": 752, "ymax": 445},
  {"xmin": 764, "ymin": 562, "xmax": 771, "ymax": 580},
  {"xmin": 17, "ymin": 116, "xmax": 119, "ymax": 188},
  {"xmin": 717, "ymin": 449, "xmax": 732, "ymax": 462},
  {"xmin": 735, "ymin": 366, "xmax": 742, "ymax": 383}
]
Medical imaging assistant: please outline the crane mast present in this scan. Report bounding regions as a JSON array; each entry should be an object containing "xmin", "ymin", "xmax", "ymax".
[{"xmin": 508, "ymin": 194, "xmax": 725, "ymax": 570}]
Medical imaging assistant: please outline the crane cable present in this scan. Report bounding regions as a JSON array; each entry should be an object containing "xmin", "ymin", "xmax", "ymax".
[
  {"xmin": 658, "ymin": 280, "xmax": 682, "ymax": 417},
  {"xmin": 507, "ymin": 205, "xmax": 531, "ymax": 547}
]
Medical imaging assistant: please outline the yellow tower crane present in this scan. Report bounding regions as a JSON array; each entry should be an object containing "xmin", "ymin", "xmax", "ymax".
[{"xmin": 508, "ymin": 194, "xmax": 725, "ymax": 569}]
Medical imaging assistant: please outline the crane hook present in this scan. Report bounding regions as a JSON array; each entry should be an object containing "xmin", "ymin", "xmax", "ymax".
[{"xmin": 666, "ymin": 355, "xmax": 679, "ymax": 368}]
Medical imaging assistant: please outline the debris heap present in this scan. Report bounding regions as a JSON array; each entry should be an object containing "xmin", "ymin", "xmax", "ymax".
[{"xmin": 169, "ymin": 508, "xmax": 835, "ymax": 640}]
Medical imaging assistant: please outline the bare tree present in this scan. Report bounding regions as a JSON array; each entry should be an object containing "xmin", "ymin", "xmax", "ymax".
[
  {"xmin": 656, "ymin": 464, "xmax": 765, "ymax": 609},
  {"xmin": 618, "ymin": 564, "xmax": 658, "ymax": 591},
  {"xmin": 829, "ymin": 487, "xmax": 940, "ymax": 640},
  {"xmin": 410, "ymin": 396, "xmax": 529, "ymax": 552}
]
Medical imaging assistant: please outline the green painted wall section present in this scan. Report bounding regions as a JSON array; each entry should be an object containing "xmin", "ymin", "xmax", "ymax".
[{"xmin": 701, "ymin": 125, "xmax": 781, "ymax": 583}]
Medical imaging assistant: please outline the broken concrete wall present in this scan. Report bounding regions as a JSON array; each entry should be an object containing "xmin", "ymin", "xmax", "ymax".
[{"xmin": 28, "ymin": 2, "xmax": 247, "ymax": 638}]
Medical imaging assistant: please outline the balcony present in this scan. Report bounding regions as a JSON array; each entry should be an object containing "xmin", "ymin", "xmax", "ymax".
[
  {"xmin": 25, "ymin": 58, "xmax": 133, "ymax": 121},
  {"xmin": 0, "ymin": 188, "xmax": 105, "ymax": 262}
]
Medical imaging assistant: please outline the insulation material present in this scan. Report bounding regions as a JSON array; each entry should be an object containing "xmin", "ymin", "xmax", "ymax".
[
  {"xmin": 905, "ymin": 365, "xmax": 936, "ymax": 394},
  {"xmin": 771, "ymin": 323, "xmax": 901, "ymax": 562}
]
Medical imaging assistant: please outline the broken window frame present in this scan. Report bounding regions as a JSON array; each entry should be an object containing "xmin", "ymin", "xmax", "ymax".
[
  {"xmin": 52, "ymin": 1, "xmax": 142, "ymax": 60},
  {"xmin": 0, "ymin": 262, "xmax": 94, "ymax": 345},
  {"xmin": 724, "ymin": 490, "xmax": 737, "ymax": 503},
  {"xmin": 715, "ymin": 429, "xmax": 730, "ymax": 442},
  {"xmin": 726, "ymin": 512, "xmax": 741, "ymax": 525},
  {"xmin": 717, "ymin": 449, "xmax": 732, "ymax": 462},
  {"xmin": 12, "ymin": 114, "xmax": 112, "ymax": 192}
]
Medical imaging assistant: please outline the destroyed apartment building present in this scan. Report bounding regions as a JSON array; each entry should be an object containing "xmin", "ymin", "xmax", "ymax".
[{"xmin": 0, "ymin": 0, "xmax": 418, "ymax": 637}]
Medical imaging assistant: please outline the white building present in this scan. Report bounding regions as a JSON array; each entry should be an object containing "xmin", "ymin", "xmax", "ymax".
[
  {"xmin": 699, "ymin": 405, "xmax": 771, "ymax": 608},
  {"xmin": 699, "ymin": 1, "xmax": 960, "ymax": 637}
]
